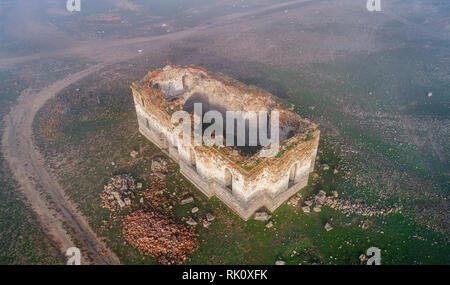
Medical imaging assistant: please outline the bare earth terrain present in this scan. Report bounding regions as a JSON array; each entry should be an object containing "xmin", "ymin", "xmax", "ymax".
[
  {"xmin": 1, "ymin": 0, "xmax": 326, "ymax": 264},
  {"xmin": 0, "ymin": 0, "xmax": 448, "ymax": 264}
]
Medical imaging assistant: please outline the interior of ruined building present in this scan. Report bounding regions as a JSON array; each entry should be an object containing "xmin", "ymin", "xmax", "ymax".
[{"xmin": 139, "ymin": 65, "xmax": 314, "ymax": 159}]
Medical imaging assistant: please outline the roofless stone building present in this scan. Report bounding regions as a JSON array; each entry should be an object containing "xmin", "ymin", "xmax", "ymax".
[{"xmin": 131, "ymin": 65, "xmax": 320, "ymax": 220}]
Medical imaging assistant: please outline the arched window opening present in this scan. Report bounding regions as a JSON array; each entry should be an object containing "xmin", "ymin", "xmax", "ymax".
[
  {"xmin": 160, "ymin": 133, "xmax": 168, "ymax": 150},
  {"xmin": 190, "ymin": 148, "xmax": 196, "ymax": 167},
  {"xmin": 289, "ymin": 163, "xmax": 297, "ymax": 188},
  {"xmin": 224, "ymin": 168, "xmax": 233, "ymax": 192}
]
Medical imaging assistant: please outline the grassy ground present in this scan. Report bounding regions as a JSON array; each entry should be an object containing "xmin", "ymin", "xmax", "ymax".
[{"xmin": 33, "ymin": 50, "xmax": 449, "ymax": 264}]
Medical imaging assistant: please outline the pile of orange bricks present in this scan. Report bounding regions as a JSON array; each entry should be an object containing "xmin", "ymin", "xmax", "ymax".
[
  {"xmin": 141, "ymin": 178, "xmax": 176, "ymax": 213},
  {"xmin": 122, "ymin": 209, "xmax": 199, "ymax": 265}
]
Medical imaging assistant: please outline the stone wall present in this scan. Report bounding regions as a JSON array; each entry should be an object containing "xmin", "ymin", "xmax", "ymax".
[{"xmin": 131, "ymin": 65, "xmax": 320, "ymax": 220}]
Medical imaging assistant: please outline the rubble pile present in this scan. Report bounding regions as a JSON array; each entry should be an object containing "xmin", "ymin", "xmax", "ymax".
[
  {"xmin": 151, "ymin": 156, "xmax": 168, "ymax": 178},
  {"xmin": 122, "ymin": 209, "xmax": 199, "ymax": 265},
  {"xmin": 302, "ymin": 190, "xmax": 400, "ymax": 216},
  {"xmin": 324, "ymin": 198, "xmax": 400, "ymax": 216},
  {"xmin": 287, "ymin": 193, "xmax": 302, "ymax": 207},
  {"xmin": 100, "ymin": 174, "xmax": 136, "ymax": 211}
]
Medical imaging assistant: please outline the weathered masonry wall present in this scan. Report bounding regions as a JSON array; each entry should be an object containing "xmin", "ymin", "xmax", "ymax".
[{"xmin": 131, "ymin": 65, "xmax": 320, "ymax": 220}]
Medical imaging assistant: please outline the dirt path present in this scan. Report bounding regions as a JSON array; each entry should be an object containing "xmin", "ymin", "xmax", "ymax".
[
  {"xmin": 0, "ymin": 0, "xmax": 315, "ymax": 264},
  {"xmin": 2, "ymin": 64, "xmax": 121, "ymax": 264}
]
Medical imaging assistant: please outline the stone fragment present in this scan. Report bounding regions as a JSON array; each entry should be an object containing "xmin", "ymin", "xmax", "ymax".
[
  {"xmin": 130, "ymin": 150, "xmax": 139, "ymax": 158},
  {"xmin": 322, "ymin": 164, "xmax": 330, "ymax": 170},
  {"xmin": 324, "ymin": 223, "xmax": 333, "ymax": 231},
  {"xmin": 265, "ymin": 221, "xmax": 273, "ymax": 228},
  {"xmin": 181, "ymin": 197, "xmax": 194, "ymax": 205},
  {"xmin": 137, "ymin": 183, "xmax": 143, "ymax": 189},
  {"xmin": 302, "ymin": 206, "xmax": 310, "ymax": 213},
  {"xmin": 254, "ymin": 211, "xmax": 270, "ymax": 221},
  {"xmin": 313, "ymin": 206, "xmax": 322, "ymax": 213},
  {"xmin": 191, "ymin": 207, "xmax": 199, "ymax": 213},
  {"xmin": 186, "ymin": 218, "xmax": 197, "ymax": 226},
  {"xmin": 206, "ymin": 213, "xmax": 215, "ymax": 222},
  {"xmin": 203, "ymin": 220, "xmax": 211, "ymax": 228},
  {"xmin": 275, "ymin": 260, "xmax": 286, "ymax": 265},
  {"xmin": 331, "ymin": 191, "xmax": 338, "ymax": 198}
]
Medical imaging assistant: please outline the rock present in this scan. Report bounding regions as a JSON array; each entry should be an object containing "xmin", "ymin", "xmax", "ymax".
[
  {"xmin": 324, "ymin": 223, "xmax": 333, "ymax": 231},
  {"xmin": 333, "ymin": 169, "xmax": 339, "ymax": 174},
  {"xmin": 130, "ymin": 150, "xmax": 139, "ymax": 158},
  {"xmin": 304, "ymin": 200, "xmax": 313, "ymax": 206},
  {"xmin": 315, "ymin": 190, "xmax": 327, "ymax": 205},
  {"xmin": 124, "ymin": 197, "xmax": 131, "ymax": 206},
  {"xmin": 313, "ymin": 205, "xmax": 322, "ymax": 213},
  {"xmin": 362, "ymin": 221, "xmax": 370, "ymax": 230},
  {"xmin": 427, "ymin": 92, "xmax": 433, "ymax": 97},
  {"xmin": 359, "ymin": 254, "xmax": 368, "ymax": 264},
  {"xmin": 287, "ymin": 194, "xmax": 301, "ymax": 207},
  {"xmin": 302, "ymin": 206, "xmax": 310, "ymax": 213},
  {"xmin": 186, "ymin": 218, "xmax": 197, "ymax": 226},
  {"xmin": 203, "ymin": 220, "xmax": 211, "ymax": 228},
  {"xmin": 254, "ymin": 211, "xmax": 270, "ymax": 221},
  {"xmin": 116, "ymin": 197, "xmax": 125, "ymax": 208},
  {"xmin": 191, "ymin": 207, "xmax": 199, "ymax": 214},
  {"xmin": 140, "ymin": 197, "xmax": 144, "ymax": 204},
  {"xmin": 151, "ymin": 156, "xmax": 168, "ymax": 178},
  {"xmin": 322, "ymin": 164, "xmax": 330, "ymax": 170},
  {"xmin": 265, "ymin": 221, "xmax": 273, "ymax": 228},
  {"xmin": 181, "ymin": 197, "xmax": 194, "ymax": 205},
  {"xmin": 275, "ymin": 260, "xmax": 286, "ymax": 265},
  {"xmin": 137, "ymin": 183, "xmax": 143, "ymax": 189},
  {"xmin": 111, "ymin": 161, "xmax": 115, "ymax": 166},
  {"xmin": 206, "ymin": 213, "xmax": 215, "ymax": 222},
  {"xmin": 332, "ymin": 191, "xmax": 338, "ymax": 198}
]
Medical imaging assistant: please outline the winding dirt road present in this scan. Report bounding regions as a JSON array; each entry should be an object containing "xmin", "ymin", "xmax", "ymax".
[{"xmin": 0, "ymin": 0, "xmax": 315, "ymax": 264}]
